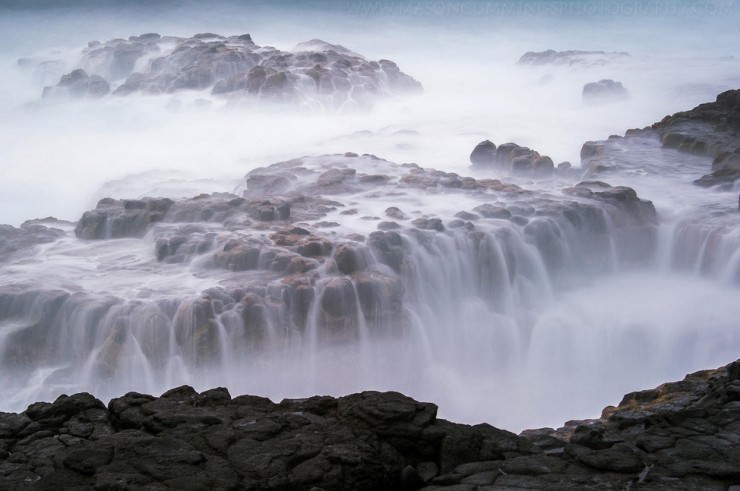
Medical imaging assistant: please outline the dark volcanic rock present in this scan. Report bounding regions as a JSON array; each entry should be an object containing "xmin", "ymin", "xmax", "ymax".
[
  {"xmin": 0, "ymin": 359, "xmax": 737, "ymax": 490},
  {"xmin": 38, "ymin": 32, "xmax": 422, "ymax": 107}
]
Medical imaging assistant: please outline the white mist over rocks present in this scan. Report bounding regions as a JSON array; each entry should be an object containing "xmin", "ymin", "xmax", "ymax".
[{"xmin": 0, "ymin": 0, "xmax": 739, "ymax": 431}]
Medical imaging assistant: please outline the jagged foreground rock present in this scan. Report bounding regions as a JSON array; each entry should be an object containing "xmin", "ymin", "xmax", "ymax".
[
  {"xmin": 37, "ymin": 33, "xmax": 421, "ymax": 108},
  {"xmin": 0, "ymin": 359, "xmax": 737, "ymax": 490}
]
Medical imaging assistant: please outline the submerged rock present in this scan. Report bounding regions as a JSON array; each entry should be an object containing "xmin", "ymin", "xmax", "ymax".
[
  {"xmin": 517, "ymin": 49, "xmax": 629, "ymax": 66},
  {"xmin": 0, "ymin": 359, "xmax": 737, "ymax": 490}
]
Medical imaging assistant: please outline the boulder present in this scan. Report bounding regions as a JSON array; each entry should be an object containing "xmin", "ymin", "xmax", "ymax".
[
  {"xmin": 469, "ymin": 140, "xmax": 497, "ymax": 167},
  {"xmin": 469, "ymin": 140, "xmax": 554, "ymax": 178},
  {"xmin": 367, "ymin": 230, "xmax": 404, "ymax": 273},
  {"xmin": 333, "ymin": 242, "xmax": 370, "ymax": 275}
]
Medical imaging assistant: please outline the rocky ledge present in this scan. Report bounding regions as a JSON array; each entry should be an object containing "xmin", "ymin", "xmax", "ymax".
[
  {"xmin": 651, "ymin": 89, "xmax": 740, "ymax": 187},
  {"xmin": 0, "ymin": 359, "xmax": 737, "ymax": 490},
  {"xmin": 582, "ymin": 89, "xmax": 740, "ymax": 188},
  {"xmin": 34, "ymin": 33, "xmax": 421, "ymax": 107}
]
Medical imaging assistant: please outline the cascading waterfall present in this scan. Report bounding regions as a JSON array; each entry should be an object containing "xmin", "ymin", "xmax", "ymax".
[
  {"xmin": 5, "ymin": 164, "xmax": 735, "ymax": 432},
  {"xmin": 665, "ymin": 219, "xmax": 740, "ymax": 283},
  {"xmin": 1, "ymin": 1, "xmax": 740, "ymax": 433},
  {"xmin": 0, "ymin": 197, "xmax": 738, "ymax": 430}
]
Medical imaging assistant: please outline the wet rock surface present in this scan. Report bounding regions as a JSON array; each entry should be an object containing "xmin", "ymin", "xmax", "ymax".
[
  {"xmin": 76, "ymin": 197, "xmax": 175, "ymax": 239},
  {"xmin": 0, "ymin": 359, "xmax": 737, "ymax": 490},
  {"xmin": 0, "ymin": 220, "xmax": 65, "ymax": 261},
  {"xmin": 38, "ymin": 33, "xmax": 421, "ymax": 107}
]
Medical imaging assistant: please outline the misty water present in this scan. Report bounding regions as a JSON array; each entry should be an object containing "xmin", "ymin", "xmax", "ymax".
[{"xmin": 0, "ymin": 0, "xmax": 739, "ymax": 431}]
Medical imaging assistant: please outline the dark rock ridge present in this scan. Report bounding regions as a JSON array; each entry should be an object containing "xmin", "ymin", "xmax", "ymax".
[
  {"xmin": 0, "ymin": 359, "xmax": 737, "ymax": 490},
  {"xmin": 469, "ymin": 140, "xmax": 573, "ymax": 178},
  {"xmin": 582, "ymin": 89, "xmax": 740, "ymax": 188},
  {"xmin": 518, "ymin": 49, "xmax": 629, "ymax": 66},
  {"xmin": 39, "ymin": 33, "xmax": 422, "ymax": 107},
  {"xmin": 582, "ymin": 79, "xmax": 629, "ymax": 103}
]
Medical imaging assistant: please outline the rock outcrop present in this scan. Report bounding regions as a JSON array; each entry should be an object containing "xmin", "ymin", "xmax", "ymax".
[
  {"xmin": 581, "ymin": 89, "xmax": 740, "ymax": 188},
  {"xmin": 0, "ymin": 359, "xmax": 737, "ymax": 490},
  {"xmin": 652, "ymin": 89, "xmax": 740, "ymax": 187},
  {"xmin": 517, "ymin": 49, "xmax": 629, "ymax": 66},
  {"xmin": 38, "ymin": 33, "xmax": 421, "ymax": 107},
  {"xmin": 469, "ymin": 140, "xmax": 568, "ymax": 178}
]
